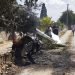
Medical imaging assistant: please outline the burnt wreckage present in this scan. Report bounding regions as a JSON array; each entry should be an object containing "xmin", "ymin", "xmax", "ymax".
[
  {"xmin": 11, "ymin": 6, "xmax": 61, "ymax": 65},
  {"xmin": 12, "ymin": 33, "xmax": 41, "ymax": 64},
  {"xmin": 11, "ymin": 9, "xmax": 41, "ymax": 64}
]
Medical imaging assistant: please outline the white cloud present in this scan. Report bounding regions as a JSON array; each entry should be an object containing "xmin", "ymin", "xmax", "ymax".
[
  {"xmin": 46, "ymin": 0, "xmax": 65, "ymax": 5},
  {"xmin": 37, "ymin": 0, "xmax": 75, "ymax": 21},
  {"xmin": 37, "ymin": 0, "xmax": 65, "ymax": 5},
  {"xmin": 62, "ymin": 0, "xmax": 75, "ymax": 4},
  {"xmin": 46, "ymin": 4, "xmax": 66, "ymax": 21},
  {"xmin": 16, "ymin": 0, "xmax": 25, "ymax": 5},
  {"xmin": 16, "ymin": 0, "xmax": 75, "ymax": 21},
  {"xmin": 37, "ymin": 0, "xmax": 67, "ymax": 21}
]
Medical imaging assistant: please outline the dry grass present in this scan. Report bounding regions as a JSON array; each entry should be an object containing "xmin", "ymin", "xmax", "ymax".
[
  {"xmin": 59, "ymin": 29, "xmax": 67, "ymax": 37},
  {"xmin": 0, "ymin": 41, "xmax": 3, "ymax": 44}
]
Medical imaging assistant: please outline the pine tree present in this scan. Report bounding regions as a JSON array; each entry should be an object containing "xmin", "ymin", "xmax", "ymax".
[{"xmin": 40, "ymin": 3, "xmax": 47, "ymax": 19}]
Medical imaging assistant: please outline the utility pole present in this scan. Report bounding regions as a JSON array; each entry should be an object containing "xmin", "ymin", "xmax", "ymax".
[{"xmin": 67, "ymin": 4, "xmax": 69, "ymax": 29}]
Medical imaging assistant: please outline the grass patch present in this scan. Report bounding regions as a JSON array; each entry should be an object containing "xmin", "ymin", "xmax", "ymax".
[{"xmin": 0, "ymin": 41, "xmax": 3, "ymax": 44}]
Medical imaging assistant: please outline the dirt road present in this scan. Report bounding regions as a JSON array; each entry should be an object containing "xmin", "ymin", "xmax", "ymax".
[
  {"xmin": 0, "ymin": 31, "xmax": 75, "ymax": 75},
  {"xmin": 16, "ymin": 31, "xmax": 73, "ymax": 75},
  {"xmin": 65, "ymin": 33, "xmax": 75, "ymax": 75},
  {"xmin": 0, "ymin": 41, "xmax": 12, "ymax": 55}
]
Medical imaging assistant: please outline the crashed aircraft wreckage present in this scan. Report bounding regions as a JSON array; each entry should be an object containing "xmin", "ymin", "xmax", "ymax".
[
  {"xmin": 12, "ymin": 28, "xmax": 65, "ymax": 65},
  {"xmin": 36, "ymin": 28, "xmax": 65, "ymax": 47}
]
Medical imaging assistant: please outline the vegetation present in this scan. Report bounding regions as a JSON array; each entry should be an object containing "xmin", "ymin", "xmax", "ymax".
[
  {"xmin": 39, "ymin": 17, "xmax": 53, "ymax": 31},
  {"xmin": 54, "ymin": 21, "xmax": 65, "ymax": 30},
  {"xmin": 14, "ymin": 6, "xmax": 38, "ymax": 33},
  {"xmin": 0, "ymin": 0, "xmax": 39, "ymax": 39},
  {"xmin": 40, "ymin": 3, "xmax": 47, "ymax": 19},
  {"xmin": 59, "ymin": 10, "xmax": 75, "ymax": 29}
]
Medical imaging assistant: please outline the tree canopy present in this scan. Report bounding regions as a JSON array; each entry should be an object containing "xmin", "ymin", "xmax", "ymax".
[
  {"xmin": 0, "ymin": 0, "xmax": 38, "ymax": 33},
  {"xmin": 40, "ymin": 3, "xmax": 47, "ymax": 19},
  {"xmin": 39, "ymin": 17, "xmax": 52, "ymax": 31},
  {"xmin": 59, "ymin": 10, "xmax": 75, "ymax": 29},
  {"xmin": 24, "ymin": 0, "xmax": 38, "ymax": 7},
  {"xmin": 14, "ymin": 5, "xmax": 38, "ymax": 33},
  {"xmin": 0, "ymin": 0, "xmax": 15, "ymax": 16}
]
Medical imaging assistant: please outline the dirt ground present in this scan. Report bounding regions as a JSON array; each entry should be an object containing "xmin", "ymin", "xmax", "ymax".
[
  {"xmin": 15, "ymin": 33, "xmax": 75, "ymax": 75},
  {"xmin": 14, "ymin": 47, "xmax": 70, "ymax": 75},
  {"xmin": 0, "ymin": 31, "xmax": 74, "ymax": 75}
]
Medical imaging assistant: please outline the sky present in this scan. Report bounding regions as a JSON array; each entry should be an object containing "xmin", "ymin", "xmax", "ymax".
[{"xmin": 16, "ymin": 0, "xmax": 75, "ymax": 22}]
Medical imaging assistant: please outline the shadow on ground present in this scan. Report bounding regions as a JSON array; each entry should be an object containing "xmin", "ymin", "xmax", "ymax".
[{"xmin": 15, "ymin": 47, "xmax": 74, "ymax": 75}]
